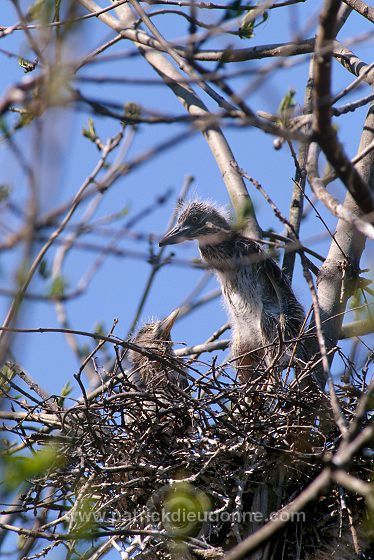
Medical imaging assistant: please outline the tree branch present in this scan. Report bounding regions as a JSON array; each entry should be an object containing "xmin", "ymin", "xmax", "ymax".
[
  {"xmin": 342, "ymin": 0, "xmax": 374, "ymax": 23},
  {"xmin": 312, "ymin": 0, "xmax": 374, "ymax": 217},
  {"xmin": 309, "ymin": 104, "xmax": 374, "ymax": 388},
  {"xmin": 78, "ymin": 0, "xmax": 261, "ymax": 237},
  {"xmin": 224, "ymin": 421, "xmax": 373, "ymax": 560}
]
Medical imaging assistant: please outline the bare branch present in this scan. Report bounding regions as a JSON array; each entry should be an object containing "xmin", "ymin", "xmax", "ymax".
[
  {"xmin": 79, "ymin": 0, "xmax": 261, "ymax": 237},
  {"xmin": 342, "ymin": 0, "xmax": 374, "ymax": 23},
  {"xmin": 307, "ymin": 142, "xmax": 374, "ymax": 240},
  {"xmin": 312, "ymin": 0, "xmax": 374, "ymax": 217}
]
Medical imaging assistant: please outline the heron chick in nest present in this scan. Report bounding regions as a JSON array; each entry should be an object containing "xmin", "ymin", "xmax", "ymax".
[
  {"xmin": 159, "ymin": 200, "xmax": 305, "ymax": 386},
  {"xmin": 129, "ymin": 309, "xmax": 188, "ymax": 390},
  {"xmin": 127, "ymin": 309, "xmax": 189, "ymax": 434}
]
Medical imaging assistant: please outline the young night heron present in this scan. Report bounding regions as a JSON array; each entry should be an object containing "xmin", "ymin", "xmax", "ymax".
[
  {"xmin": 129, "ymin": 309, "xmax": 188, "ymax": 391},
  {"xmin": 126, "ymin": 309, "xmax": 190, "ymax": 437},
  {"xmin": 159, "ymin": 201, "xmax": 305, "ymax": 384}
]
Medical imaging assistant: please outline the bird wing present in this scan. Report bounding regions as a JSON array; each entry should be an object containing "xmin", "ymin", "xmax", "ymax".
[
  {"xmin": 177, "ymin": 371, "xmax": 189, "ymax": 390},
  {"xmin": 234, "ymin": 236, "xmax": 305, "ymax": 339},
  {"xmin": 263, "ymin": 255, "xmax": 305, "ymax": 340},
  {"xmin": 127, "ymin": 368, "xmax": 146, "ymax": 389},
  {"xmin": 167, "ymin": 359, "xmax": 189, "ymax": 390}
]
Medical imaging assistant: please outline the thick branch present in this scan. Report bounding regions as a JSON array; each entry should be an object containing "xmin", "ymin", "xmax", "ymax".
[
  {"xmin": 77, "ymin": 0, "xmax": 261, "ymax": 237},
  {"xmin": 192, "ymin": 39, "xmax": 315, "ymax": 62},
  {"xmin": 333, "ymin": 44, "xmax": 374, "ymax": 86},
  {"xmin": 307, "ymin": 143, "xmax": 374, "ymax": 240},
  {"xmin": 312, "ymin": 0, "xmax": 374, "ymax": 217},
  {"xmin": 342, "ymin": 0, "xmax": 374, "ymax": 23},
  {"xmin": 310, "ymin": 104, "xmax": 374, "ymax": 388}
]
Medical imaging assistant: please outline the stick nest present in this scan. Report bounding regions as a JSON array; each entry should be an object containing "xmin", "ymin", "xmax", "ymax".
[{"xmin": 3, "ymin": 351, "xmax": 373, "ymax": 560}]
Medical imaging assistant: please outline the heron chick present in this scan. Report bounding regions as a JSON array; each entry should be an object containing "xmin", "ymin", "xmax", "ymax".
[
  {"xmin": 129, "ymin": 309, "xmax": 188, "ymax": 391},
  {"xmin": 159, "ymin": 200, "xmax": 305, "ymax": 383}
]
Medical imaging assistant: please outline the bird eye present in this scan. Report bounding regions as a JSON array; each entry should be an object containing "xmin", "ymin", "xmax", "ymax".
[{"xmin": 190, "ymin": 215, "xmax": 199, "ymax": 224}]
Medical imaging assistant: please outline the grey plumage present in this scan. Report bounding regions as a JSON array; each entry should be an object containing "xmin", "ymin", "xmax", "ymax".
[
  {"xmin": 159, "ymin": 200, "xmax": 305, "ymax": 383},
  {"xmin": 129, "ymin": 309, "xmax": 188, "ymax": 391},
  {"xmin": 127, "ymin": 309, "xmax": 190, "ymax": 437}
]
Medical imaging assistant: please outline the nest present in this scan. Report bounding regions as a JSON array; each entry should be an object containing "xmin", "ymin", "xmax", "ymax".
[{"xmin": 3, "ymin": 350, "xmax": 373, "ymax": 560}]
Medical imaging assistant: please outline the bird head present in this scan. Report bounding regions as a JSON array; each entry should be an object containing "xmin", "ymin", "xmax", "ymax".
[
  {"xmin": 130, "ymin": 309, "xmax": 179, "ymax": 368},
  {"xmin": 159, "ymin": 200, "xmax": 231, "ymax": 247}
]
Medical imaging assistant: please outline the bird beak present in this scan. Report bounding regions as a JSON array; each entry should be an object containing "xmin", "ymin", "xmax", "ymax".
[
  {"xmin": 159, "ymin": 308, "xmax": 179, "ymax": 335},
  {"xmin": 159, "ymin": 224, "xmax": 189, "ymax": 247}
]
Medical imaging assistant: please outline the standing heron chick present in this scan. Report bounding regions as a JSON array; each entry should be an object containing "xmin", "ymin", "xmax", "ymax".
[
  {"xmin": 159, "ymin": 200, "xmax": 305, "ymax": 384},
  {"xmin": 129, "ymin": 308, "xmax": 188, "ymax": 391}
]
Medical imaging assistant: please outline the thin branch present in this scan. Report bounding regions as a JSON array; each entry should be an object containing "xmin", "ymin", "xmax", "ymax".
[
  {"xmin": 78, "ymin": 0, "xmax": 261, "ymax": 237},
  {"xmin": 0, "ymin": 1, "xmax": 128, "ymax": 33},
  {"xmin": 282, "ymin": 60, "xmax": 313, "ymax": 279},
  {"xmin": 127, "ymin": 175, "xmax": 194, "ymax": 336},
  {"xmin": 333, "ymin": 470, "xmax": 374, "ymax": 498},
  {"xmin": 224, "ymin": 422, "xmax": 373, "ymax": 560},
  {"xmin": 0, "ymin": 139, "xmax": 117, "ymax": 363}
]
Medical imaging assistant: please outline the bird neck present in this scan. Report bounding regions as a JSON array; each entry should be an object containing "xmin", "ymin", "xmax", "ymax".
[
  {"xmin": 198, "ymin": 232, "xmax": 255, "ymax": 271},
  {"xmin": 198, "ymin": 233, "xmax": 265, "ymax": 329},
  {"xmin": 198, "ymin": 230, "xmax": 234, "ymax": 250},
  {"xmin": 195, "ymin": 228, "xmax": 233, "ymax": 248}
]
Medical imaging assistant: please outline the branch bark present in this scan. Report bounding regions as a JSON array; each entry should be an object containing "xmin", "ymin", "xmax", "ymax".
[
  {"xmin": 312, "ymin": 0, "xmax": 374, "ymax": 217},
  {"xmin": 342, "ymin": 0, "xmax": 374, "ymax": 23},
  {"xmin": 78, "ymin": 0, "xmax": 261, "ymax": 238},
  {"xmin": 309, "ymin": 104, "xmax": 374, "ymax": 388}
]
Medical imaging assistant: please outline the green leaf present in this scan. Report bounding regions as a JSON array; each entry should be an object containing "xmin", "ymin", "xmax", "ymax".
[
  {"xmin": 61, "ymin": 381, "xmax": 73, "ymax": 398},
  {"xmin": 0, "ymin": 363, "xmax": 17, "ymax": 392},
  {"xmin": 18, "ymin": 58, "xmax": 38, "ymax": 74},
  {"xmin": 38, "ymin": 259, "xmax": 50, "ymax": 279},
  {"xmin": 116, "ymin": 206, "xmax": 130, "ymax": 218},
  {"xmin": 80, "ymin": 344, "xmax": 91, "ymax": 358},
  {"xmin": 278, "ymin": 88, "xmax": 296, "ymax": 114},
  {"xmin": 123, "ymin": 102, "xmax": 142, "ymax": 125},
  {"xmin": 163, "ymin": 483, "xmax": 211, "ymax": 538},
  {"xmin": 278, "ymin": 88, "xmax": 296, "ymax": 125},
  {"xmin": 27, "ymin": 0, "xmax": 55, "ymax": 22},
  {"xmin": 48, "ymin": 276, "xmax": 68, "ymax": 298},
  {"xmin": 239, "ymin": 7, "xmax": 268, "ymax": 39},
  {"xmin": 239, "ymin": 17, "xmax": 254, "ymax": 39},
  {"xmin": 4, "ymin": 445, "xmax": 65, "ymax": 490},
  {"xmin": 82, "ymin": 118, "xmax": 97, "ymax": 143},
  {"xmin": 0, "ymin": 184, "xmax": 11, "ymax": 203},
  {"xmin": 349, "ymin": 288, "xmax": 363, "ymax": 311},
  {"xmin": 54, "ymin": 0, "xmax": 62, "ymax": 21},
  {"xmin": 0, "ymin": 117, "xmax": 10, "ymax": 137},
  {"xmin": 14, "ymin": 110, "xmax": 35, "ymax": 131},
  {"xmin": 233, "ymin": 198, "xmax": 255, "ymax": 231},
  {"xmin": 70, "ymin": 494, "xmax": 97, "ymax": 536},
  {"xmin": 222, "ymin": 0, "xmax": 246, "ymax": 22},
  {"xmin": 17, "ymin": 534, "xmax": 28, "ymax": 551},
  {"xmin": 93, "ymin": 322, "xmax": 106, "ymax": 338},
  {"xmin": 57, "ymin": 380, "xmax": 73, "ymax": 407},
  {"xmin": 361, "ymin": 488, "xmax": 374, "ymax": 542},
  {"xmin": 16, "ymin": 262, "xmax": 29, "ymax": 286}
]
